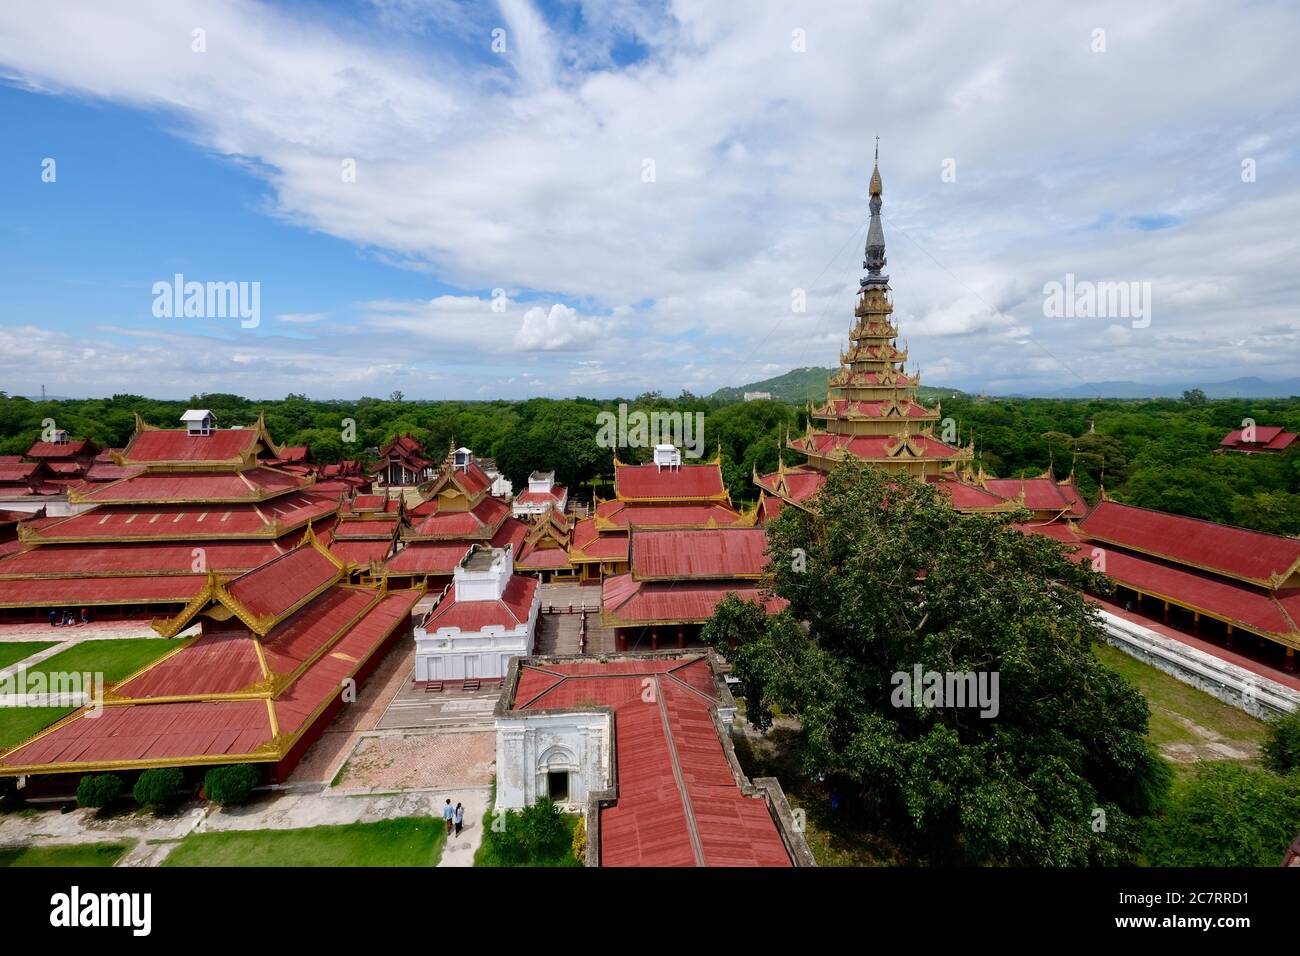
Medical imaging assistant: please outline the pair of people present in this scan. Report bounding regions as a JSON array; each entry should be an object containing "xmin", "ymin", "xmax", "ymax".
[{"xmin": 442, "ymin": 798, "xmax": 465, "ymax": 837}]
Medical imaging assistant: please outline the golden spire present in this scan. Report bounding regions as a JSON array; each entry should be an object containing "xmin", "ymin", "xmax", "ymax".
[{"xmin": 869, "ymin": 136, "xmax": 882, "ymax": 197}]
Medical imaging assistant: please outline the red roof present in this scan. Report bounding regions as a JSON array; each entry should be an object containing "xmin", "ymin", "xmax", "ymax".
[
  {"xmin": 0, "ymin": 541, "xmax": 280, "ymax": 578},
  {"xmin": 122, "ymin": 428, "xmax": 261, "ymax": 464},
  {"xmin": 0, "ymin": 584, "xmax": 420, "ymax": 772},
  {"xmin": 570, "ymin": 518, "xmax": 629, "ymax": 561},
  {"xmin": 630, "ymin": 527, "xmax": 769, "ymax": 579},
  {"xmin": 407, "ymin": 495, "xmax": 508, "ymax": 538},
  {"xmin": 597, "ymin": 499, "xmax": 745, "ymax": 529},
  {"xmin": 0, "ymin": 574, "xmax": 206, "ymax": 608},
  {"xmin": 422, "ymin": 575, "xmax": 538, "ymax": 632},
  {"xmin": 328, "ymin": 539, "xmax": 393, "ymax": 565},
  {"xmin": 983, "ymin": 477, "xmax": 1071, "ymax": 512},
  {"xmin": 25, "ymin": 439, "xmax": 95, "ymax": 459},
  {"xmin": 602, "ymin": 574, "xmax": 787, "ymax": 625},
  {"xmin": 1019, "ymin": 521, "xmax": 1300, "ymax": 643},
  {"xmin": 383, "ymin": 541, "xmax": 472, "ymax": 576},
  {"xmin": 1220, "ymin": 426, "xmax": 1297, "ymax": 451},
  {"xmin": 0, "ymin": 699, "xmax": 274, "ymax": 767},
  {"xmin": 28, "ymin": 493, "xmax": 338, "ymax": 542},
  {"xmin": 225, "ymin": 543, "xmax": 340, "ymax": 623},
  {"xmin": 801, "ymin": 432, "xmax": 964, "ymax": 460},
  {"xmin": 74, "ymin": 467, "xmax": 308, "ymax": 503},
  {"xmin": 516, "ymin": 545, "xmax": 573, "ymax": 569},
  {"xmin": 514, "ymin": 657, "xmax": 791, "ymax": 867},
  {"xmin": 332, "ymin": 519, "xmax": 399, "ymax": 540},
  {"xmin": 815, "ymin": 399, "xmax": 932, "ymax": 419},
  {"xmin": 1079, "ymin": 500, "xmax": 1300, "ymax": 587},
  {"xmin": 614, "ymin": 462, "xmax": 726, "ymax": 501}
]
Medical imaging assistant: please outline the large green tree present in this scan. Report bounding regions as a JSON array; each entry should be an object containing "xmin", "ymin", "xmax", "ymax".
[{"xmin": 704, "ymin": 462, "xmax": 1169, "ymax": 865}]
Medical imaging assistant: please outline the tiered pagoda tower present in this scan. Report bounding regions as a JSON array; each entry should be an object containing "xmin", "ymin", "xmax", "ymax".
[{"xmin": 757, "ymin": 152, "xmax": 1018, "ymax": 517}]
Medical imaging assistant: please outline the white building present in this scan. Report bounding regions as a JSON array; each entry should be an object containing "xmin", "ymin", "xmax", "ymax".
[
  {"xmin": 413, "ymin": 545, "xmax": 540, "ymax": 685},
  {"xmin": 511, "ymin": 469, "xmax": 568, "ymax": 518},
  {"xmin": 180, "ymin": 409, "xmax": 216, "ymax": 435},
  {"xmin": 652, "ymin": 443, "xmax": 681, "ymax": 469},
  {"xmin": 495, "ymin": 708, "xmax": 612, "ymax": 810},
  {"xmin": 475, "ymin": 455, "xmax": 513, "ymax": 498},
  {"xmin": 743, "ymin": 391, "xmax": 772, "ymax": 402}
]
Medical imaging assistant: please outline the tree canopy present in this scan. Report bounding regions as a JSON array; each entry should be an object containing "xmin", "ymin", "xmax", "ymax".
[{"xmin": 704, "ymin": 462, "xmax": 1170, "ymax": 865}]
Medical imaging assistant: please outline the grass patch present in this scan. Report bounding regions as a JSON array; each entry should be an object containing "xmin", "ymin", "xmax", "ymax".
[
  {"xmin": 162, "ymin": 817, "xmax": 446, "ymax": 867},
  {"xmin": 0, "ymin": 642, "xmax": 57, "ymax": 671},
  {"xmin": 1094, "ymin": 644, "xmax": 1268, "ymax": 752},
  {"xmin": 0, "ymin": 842, "xmax": 129, "ymax": 867},
  {"xmin": 0, "ymin": 706, "xmax": 76, "ymax": 752},
  {"xmin": 730, "ymin": 723, "xmax": 900, "ymax": 867}
]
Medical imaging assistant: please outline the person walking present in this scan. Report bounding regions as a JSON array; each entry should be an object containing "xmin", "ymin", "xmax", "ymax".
[
  {"xmin": 453, "ymin": 802, "xmax": 464, "ymax": 837},
  {"xmin": 442, "ymin": 798, "xmax": 454, "ymax": 835}
]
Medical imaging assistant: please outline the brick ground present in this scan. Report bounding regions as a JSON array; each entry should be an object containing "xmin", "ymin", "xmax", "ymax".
[{"xmin": 333, "ymin": 731, "xmax": 496, "ymax": 792}]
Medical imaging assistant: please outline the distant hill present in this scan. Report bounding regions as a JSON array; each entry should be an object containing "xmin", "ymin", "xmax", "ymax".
[
  {"xmin": 1014, "ymin": 377, "xmax": 1300, "ymax": 400},
  {"xmin": 711, "ymin": 367, "xmax": 964, "ymax": 404}
]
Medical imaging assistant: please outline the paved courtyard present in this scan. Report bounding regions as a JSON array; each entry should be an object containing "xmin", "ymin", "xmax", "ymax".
[{"xmin": 333, "ymin": 730, "xmax": 495, "ymax": 792}]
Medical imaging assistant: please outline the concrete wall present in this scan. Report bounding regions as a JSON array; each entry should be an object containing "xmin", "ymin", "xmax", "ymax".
[{"xmin": 1100, "ymin": 610, "xmax": 1299, "ymax": 719}]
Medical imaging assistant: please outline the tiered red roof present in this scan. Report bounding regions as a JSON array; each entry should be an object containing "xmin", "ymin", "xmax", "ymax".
[
  {"xmin": 1219, "ymin": 425, "xmax": 1297, "ymax": 453},
  {"xmin": 510, "ymin": 656, "xmax": 793, "ymax": 867},
  {"xmin": 0, "ymin": 535, "xmax": 420, "ymax": 778},
  {"xmin": 601, "ymin": 527, "xmax": 786, "ymax": 627},
  {"xmin": 613, "ymin": 460, "xmax": 728, "ymax": 501},
  {"xmin": 1078, "ymin": 500, "xmax": 1300, "ymax": 588},
  {"xmin": 0, "ymin": 414, "xmax": 343, "ymax": 615}
]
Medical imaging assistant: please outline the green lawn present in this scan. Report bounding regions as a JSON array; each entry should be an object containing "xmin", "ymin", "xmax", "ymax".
[
  {"xmin": 1094, "ymin": 643, "xmax": 1268, "ymax": 753},
  {"xmin": 162, "ymin": 817, "xmax": 446, "ymax": 867},
  {"xmin": 0, "ymin": 706, "xmax": 77, "ymax": 752},
  {"xmin": 0, "ymin": 842, "xmax": 129, "ymax": 867},
  {"xmin": 0, "ymin": 637, "xmax": 188, "ymax": 752},
  {"xmin": 0, "ymin": 642, "xmax": 57, "ymax": 672}
]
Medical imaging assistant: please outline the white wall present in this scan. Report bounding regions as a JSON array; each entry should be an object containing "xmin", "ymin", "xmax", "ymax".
[{"xmin": 495, "ymin": 710, "xmax": 612, "ymax": 810}]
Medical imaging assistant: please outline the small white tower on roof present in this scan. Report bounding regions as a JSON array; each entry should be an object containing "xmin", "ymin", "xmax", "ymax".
[
  {"xmin": 180, "ymin": 409, "xmax": 215, "ymax": 436},
  {"xmin": 653, "ymin": 444, "xmax": 681, "ymax": 470}
]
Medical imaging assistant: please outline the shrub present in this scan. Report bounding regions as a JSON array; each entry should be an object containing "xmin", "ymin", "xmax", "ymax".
[
  {"xmin": 1261, "ymin": 710, "xmax": 1300, "ymax": 774},
  {"xmin": 494, "ymin": 798, "xmax": 571, "ymax": 866},
  {"xmin": 571, "ymin": 814, "xmax": 587, "ymax": 863},
  {"xmin": 203, "ymin": 764, "xmax": 261, "ymax": 805},
  {"xmin": 1142, "ymin": 763, "xmax": 1300, "ymax": 866},
  {"xmin": 133, "ymin": 767, "xmax": 185, "ymax": 811},
  {"xmin": 77, "ymin": 773, "xmax": 123, "ymax": 809}
]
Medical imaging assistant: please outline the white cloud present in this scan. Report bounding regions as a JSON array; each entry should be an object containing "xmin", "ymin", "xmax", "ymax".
[
  {"xmin": 0, "ymin": 0, "xmax": 1298, "ymax": 396},
  {"xmin": 513, "ymin": 303, "xmax": 601, "ymax": 351}
]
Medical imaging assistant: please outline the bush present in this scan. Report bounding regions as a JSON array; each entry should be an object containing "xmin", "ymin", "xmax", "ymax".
[
  {"xmin": 203, "ymin": 764, "xmax": 261, "ymax": 805},
  {"xmin": 1261, "ymin": 710, "xmax": 1300, "ymax": 774},
  {"xmin": 77, "ymin": 773, "xmax": 123, "ymax": 809},
  {"xmin": 494, "ymin": 799, "xmax": 571, "ymax": 866},
  {"xmin": 133, "ymin": 768, "xmax": 185, "ymax": 811},
  {"xmin": 1142, "ymin": 763, "xmax": 1300, "ymax": 866},
  {"xmin": 571, "ymin": 814, "xmax": 587, "ymax": 863}
]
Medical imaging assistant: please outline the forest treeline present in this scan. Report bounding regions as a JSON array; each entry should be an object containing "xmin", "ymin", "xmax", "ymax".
[{"xmin": 1, "ymin": 390, "xmax": 1296, "ymax": 534}]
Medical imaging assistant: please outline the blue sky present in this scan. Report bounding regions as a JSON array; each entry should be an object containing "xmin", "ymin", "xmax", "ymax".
[{"xmin": 1, "ymin": 0, "xmax": 1299, "ymax": 399}]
